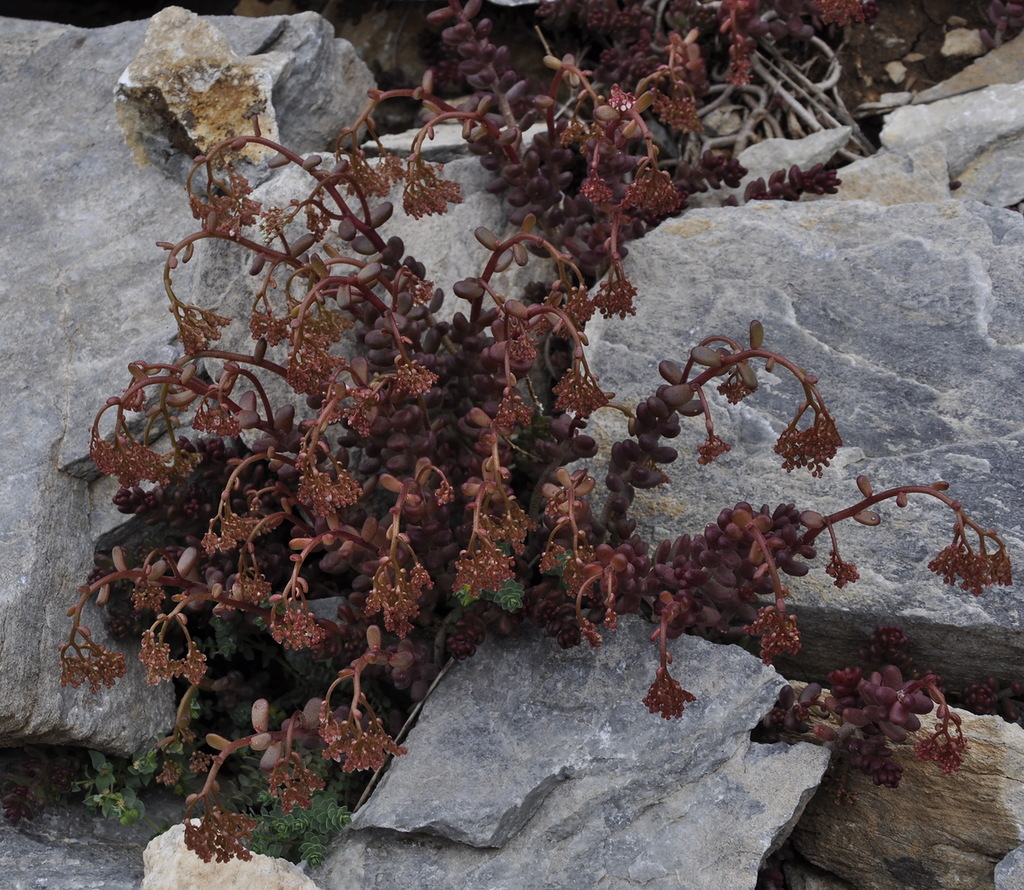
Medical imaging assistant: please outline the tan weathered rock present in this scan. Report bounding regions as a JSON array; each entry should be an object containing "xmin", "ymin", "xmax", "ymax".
[
  {"xmin": 817, "ymin": 143, "xmax": 951, "ymax": 204},
  {"xmin": 791, "ymin": 708, "xmax": 1024, "ymax": 890},
  {"xmin": 142, "ymin": 823, "xmax": 324, "ymax": 890},
  {"xmin": 116, "ymin": 7, "xmax": 281, "ymax": 167},
  {"xmin": 941, "ymin": 29, "xmax": 985, "ymax": 59},
  {"xmin": 916, "ymin": 31, "xmax": 1024, "ymax": 103}
]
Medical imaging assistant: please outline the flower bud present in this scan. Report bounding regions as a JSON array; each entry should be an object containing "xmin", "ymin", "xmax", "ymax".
[
  {"xmin": 176, "ymin": 547, "xmax": 199, "ymax": 578},
  {"xmin": 112, "ymin": 546, "xmax": 128, "ymax": 572},
  {"xmin": 260, "ymin": 742, "xmax": 284, "ymax": 771},
  {"xmin": 853, "ymin": 510, "xmax": 881, "ymax": 526},
  {"xmin": 690, "ymin": 346, "xmax": 722, "ymax": 368},
  {"xmin": 251, "ymin": 698, "xmax": 270, "ymax": 733},
  {"xmin": 749, "ymin": 320, "xmax": 764, "ymax": 349},
  {"xmin": 367, "ymin": 625, "xmax": 382, "ymax": 650},
  {"xmin": 249, "ymin": 732, "xmax": 273, "ymax": 751},
  {"xmin": 205, "ymin": 733, "xmax": 232, "ymax": 751}
]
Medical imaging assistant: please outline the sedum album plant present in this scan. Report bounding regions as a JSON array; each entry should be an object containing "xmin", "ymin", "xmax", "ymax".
[{"xmin": 59, "ymin": 0, "xmax": 1011, "ymax": 864}]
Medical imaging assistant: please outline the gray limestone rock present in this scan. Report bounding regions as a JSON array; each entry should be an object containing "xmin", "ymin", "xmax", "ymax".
[
  {"xmin": 819, "ymin": 144, "xmax": 951, "ymax": 205},
  {"xmin": 0, "ymin": 9, "xmax": 374, "ymax": 753},
  {"xmin": 688, "ymin": 127, "xmax": 852, "ymax": 208},
  {"xmin": 1, "ymin": 13, "xmax": 179, "ymax": 754},
  {"xmin": 315, "ymin": 618, "xmax": 830, "ymax": 889},
  {"xmin": 998, "ymin": 844, "xmax": 1024, "ymax": 890},
  {"xmin": 881, "ymin": 80, "xmax": 1024, "ymax": 206},
  {"xmin": 579, "ymin": 199, "xmax": 1024, "ymax": 689}
]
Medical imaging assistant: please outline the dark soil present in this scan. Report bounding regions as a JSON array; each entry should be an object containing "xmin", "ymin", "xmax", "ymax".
[{"xmin": 837, "ymin": 0, "xmax": 994, "ymax": 108}]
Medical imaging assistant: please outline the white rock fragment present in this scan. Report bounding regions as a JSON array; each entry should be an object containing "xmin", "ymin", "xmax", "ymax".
[
  {"xmin": 941, "ymin": 28, "xmax": 986, "ymax": 58},
  {"xmin": 142, "ymin": 823, "xmax": 325, "ymax": 890}
]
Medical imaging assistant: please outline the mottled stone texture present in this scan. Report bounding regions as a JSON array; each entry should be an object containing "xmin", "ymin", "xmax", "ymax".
[
  {"xmin": 581, "ymin": 199, "xmax": 1024, "ymax": 690},
  {"xmin": 0, "ymin": 8, "xmax": 372, "ymax": 753},
  {"xmin": 792, "ymin": 707, "xmax": 1024, "ymax": 890},
  {"xmin": 315, "ymin": 619, "xmax": 830, "ymax": 890}
]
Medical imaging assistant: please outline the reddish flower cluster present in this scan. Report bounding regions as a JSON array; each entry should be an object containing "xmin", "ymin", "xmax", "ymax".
[
  {"xmin": 697, "ymin": 432, "xmax": 732, "ymax": 465},
  {"xmin": 188, "ymin": 168, "xmax": 262, "ymax": 237},
  {"xmin": 319, "ymin": 703, "xmax": 406, "ymax": 773},
  {"xmin": 745, "ymin": 606, "xmax": 801, "ymax": 664},
  {"xmin": 552, "ymin": 364, "xmax": 610, "ymax": 416},
  {"xmin": 581, "ymin": 174, "xmax": 614, "ymax": 205},
  {"xmin": 90, "ymin": 435, "xmax": 178, "ymax": 489},
  {"xmin": 775, "ymin": 411, "xmax": 842, "ymax": 476},
  {"xmin": 202, "ymin": 510, "xmax": 262, "ymax": 553},
  {"xmin": 825, "ymin": 550, "xmax": 860, "ymax": 588},
  {"xmin": 132, "ymin": 580, "xmax": 167, "ymax": 613},
  {"xmin": 367, "ymin": 560, "xmax": 432, "ymax": 637},
  {"xmin": 345, "ymin": 150, "xmax": 404, "ymax": 198},
  {"xmin": 269, "ymin": 604, "xmax": 327, "ymax": 651},
  {"xmin": 816, "ymin": 0, "xmax": 870, "ymax": 26},
  {"xmin": 176, "ymin": 306, "xmax": 233, "ymax": 356},
  {"xmin": 495, "ymin": 387, "xmax": 534, "ymax": 431},
  {"xmin": 393, "ymin": 357, "xmax": 439, "ymax": 396},
  {"xmin": 928, "ymin": 536, "xmax": 1013, "ymax": 597},
  {"xmin": 184, "ymin": 808, "xmax": 258, "ymax": 864},
  {"xmin": 58, "ymin": 642, "xmax": 127, "ymax": 693},
  {"xmin": 643, "ymin": 666, "xmax": 695, "ymax": 719},
  {"xmin": 297, "ymin": 466, "xmax": 364, "ymax": 518},
  {"xmin": 266, "ymin": 752, "xmax": 326, "ymax": 814},
  {"xmin": 403, "ymin": 158, "xmax": 463, "ymax": 219},
  {"xmin": 454, "ymin": 535, "xmax": 516, "ymax": 598},
  {"xmin": 229, "ymin": 570, "xmax": 272, "ymax": 606},
  {"xmin": 140, "ymin": 630, "xmax": 208, "ymax": 686},
  {"xmin": 191, "ymin": 398, "xmax": 242, "ymax": 437},
  {"xmin": 592, "ymin": 261, "xmax": 638, "ymax": 319},
  {"xmin": 622, "ymin": 166, "xmax": 683, "ymax": 218},
  {"xmin": 651, "ymin": 88, "xmax": 701, "ymax": 133},
  {"xmin": 717, "ymin": 370, "xmax": 757, "ymax": 405},
  {"xmin": 914, "ymin": 708, "xmax": 968, "ymax": 774}
]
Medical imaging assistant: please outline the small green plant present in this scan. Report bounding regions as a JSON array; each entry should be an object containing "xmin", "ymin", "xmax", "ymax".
[
  {"xmin": 55, "ymin": 0, "xmax": 1012, "ymax": 865},
  {"xmin": 248, "ymin": 791, "xmax": 351, "ymax": 866},
  {"xmin": 78, "ymin": 748, "xmax": 158, "ymax": 826}
]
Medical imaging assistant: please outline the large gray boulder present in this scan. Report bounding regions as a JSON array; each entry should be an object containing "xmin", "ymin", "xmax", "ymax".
[
  {"xmin": 0, "ymin": 10, "xmax": 373, "ymax": 753},
  {"xmin": 581, "ymin": 198, "xmax": 1024, "ymax": 689},
  {"xmin": 880, "ymin": 33, "xmax": 1024, "ymax": 208},
  {"xmin": 313, "ymin": 618, "xmax": 830, "ymax": 890}
]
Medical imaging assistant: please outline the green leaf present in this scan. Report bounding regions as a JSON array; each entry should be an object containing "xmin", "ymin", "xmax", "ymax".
[{"xmin": 482, "ymin": 578, "xmax": 524, "ymax": 611}]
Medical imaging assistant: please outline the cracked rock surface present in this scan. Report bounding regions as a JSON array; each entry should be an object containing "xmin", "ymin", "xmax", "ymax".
[
  {"xmin": 581, "ymin": 199, "xmax": 1024, "ymax": 688},
  {"xmin": 315, "ymin": 618, "xmax": 830, "ymax": 889}
]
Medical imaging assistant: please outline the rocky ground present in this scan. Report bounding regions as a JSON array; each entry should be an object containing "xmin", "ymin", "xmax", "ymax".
[{"xmin": 2, "ymin": 1, "xmax": 1023, "ymax": 888}]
